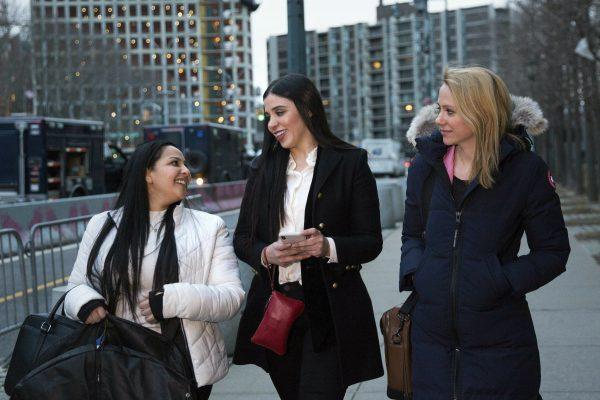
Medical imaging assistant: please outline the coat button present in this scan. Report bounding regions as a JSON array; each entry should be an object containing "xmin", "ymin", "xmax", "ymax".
[
  {"xmin": 318, "ymin": 222, "xmax": 325, "ymax": 230},
  {"xmin": 345, "ymin": 265, "xmax": 351, "ymax": 271},
  {"xmin": 332, "ymin": 282, "xmax": 338, "ymax": 289},
  {"xmin": 317, "ymin": 192, "xmax": 323, "ymax": 199}
]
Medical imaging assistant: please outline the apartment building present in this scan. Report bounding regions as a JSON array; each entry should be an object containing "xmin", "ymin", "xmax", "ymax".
[
  {"xmin": 31, "ymin": 0, "xmax": 258, "ymax": 147},
  {"xmin": 267, "ymin": 1, "xmax": 510, "ymax": 141}
]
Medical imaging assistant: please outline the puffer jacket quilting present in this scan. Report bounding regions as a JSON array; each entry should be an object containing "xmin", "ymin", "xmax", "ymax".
[{"xmin": 64, "ymin": 204, "xmax": 245, "ymax": 386}]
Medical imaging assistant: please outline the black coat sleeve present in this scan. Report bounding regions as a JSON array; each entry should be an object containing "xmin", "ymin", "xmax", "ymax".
[
  {"xmin": 233, "ymin": 166, "xmax": 269, "ymax": 274},
  {"xmin": 502, "ymin": 158, "xmax": 570, "ymax": 295},
  {"xmin": 77, "ymin": 299, "xmax": 107, "ymax": 322},
  {"xmin": 399, "ymin": 156, "xmax": 427, "ymax": 292},
  {"xmin": 330, "ymin": 150, "xmax": 383, "ymax": 266}
]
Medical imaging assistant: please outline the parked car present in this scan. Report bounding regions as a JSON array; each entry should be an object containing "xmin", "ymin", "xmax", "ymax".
[{"xmin": 361, "ymin": 138, "xmax": 405, "ymax": 176}]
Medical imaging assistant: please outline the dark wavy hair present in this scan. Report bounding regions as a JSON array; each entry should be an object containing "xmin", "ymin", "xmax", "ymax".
[
  {"xmin": 249, "ymin": 73, "xmax": 354, "ymax": 241},
  {"xmin": 86, "ymin": 141, "xmax": 180, "ymax": 318}
]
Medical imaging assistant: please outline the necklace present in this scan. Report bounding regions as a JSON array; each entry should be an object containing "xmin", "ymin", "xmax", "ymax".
[{"xmin": 150, "ymin": 219, "xmax": 162, "ymax": 233}]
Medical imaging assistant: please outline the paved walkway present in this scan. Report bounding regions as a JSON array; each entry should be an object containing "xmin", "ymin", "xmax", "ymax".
[
  {"xmin": 210, "ymin": 225, "xmax": 600, "ymax": 399},
  {"xmin": 2, "ymin": 221, "xmax": 599, "ymax": 399}
]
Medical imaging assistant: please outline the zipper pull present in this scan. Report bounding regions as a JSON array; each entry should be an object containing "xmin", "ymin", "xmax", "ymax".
[{"xmin": 453, "ymin": 211, "xmax": 462, "ymax": 248}]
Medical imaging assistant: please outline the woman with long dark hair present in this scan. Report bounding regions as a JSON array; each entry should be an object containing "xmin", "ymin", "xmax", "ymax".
[
  {"xmin": 64, "ymin": 141, "xmax": 244, "ymax": 400},
  {"xmin": 233, "ymin": 74, "xmax": 384, "ymax": 399}
]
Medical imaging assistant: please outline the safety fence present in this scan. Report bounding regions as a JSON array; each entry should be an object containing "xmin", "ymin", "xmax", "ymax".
[
  {"xmin": 0, "ymin": 229, "xmax": 29, "ymax": 335},
  {"xmin": 0, "ymin": 181, "xmax": 248, "ymax": 338}
]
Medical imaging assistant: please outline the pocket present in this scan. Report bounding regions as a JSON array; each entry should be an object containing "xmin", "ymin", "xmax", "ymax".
[
  {"xmin": 484, "ymin": 254, "xmax": 511, "ymax": 299},
  {"xmin": 412, "ymin": 251, "xmax": 429, "ymax": 290}
]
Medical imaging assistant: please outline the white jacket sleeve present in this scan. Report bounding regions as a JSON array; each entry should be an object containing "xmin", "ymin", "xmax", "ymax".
[
  {"xmin": 64, "ymin": 213, "xmax": 107, "ymax": 320},
  {"xmin": 162, "ymin": 219, "xmax": 245, "ymax": 322}
]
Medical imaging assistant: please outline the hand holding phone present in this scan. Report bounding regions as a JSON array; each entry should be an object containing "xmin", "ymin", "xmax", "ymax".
[{"xmin": 279, "ymin": 233, "xmax": 309, "ymax": 244}]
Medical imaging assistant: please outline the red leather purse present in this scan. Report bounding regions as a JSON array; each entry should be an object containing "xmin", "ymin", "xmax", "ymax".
[{"xmin": 251, "ymin": 266, "xmax": 305, "ymax": 355}]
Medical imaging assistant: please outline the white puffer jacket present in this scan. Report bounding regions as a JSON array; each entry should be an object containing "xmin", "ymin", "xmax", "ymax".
[{"xmin": 64, "ymin": 204, "xmax": 245, "ymax": 386}]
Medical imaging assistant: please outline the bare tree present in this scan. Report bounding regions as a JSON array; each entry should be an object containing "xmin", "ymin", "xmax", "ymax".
[
  {"xmin": 31, "ymin": 13, "xmax": 159, "ymax": 131},
  {"xmin": 503, "ymin": 0, "xmax": 600, "ymax": 200},
  {"xmin": 0, "ymin": 0, "xmax": 32, "ymax": 116}
]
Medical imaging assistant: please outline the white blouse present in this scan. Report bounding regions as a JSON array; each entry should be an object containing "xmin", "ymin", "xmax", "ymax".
[{"xmin": 278, "ymin": 147, "xmax": 337, "ymax": 284}]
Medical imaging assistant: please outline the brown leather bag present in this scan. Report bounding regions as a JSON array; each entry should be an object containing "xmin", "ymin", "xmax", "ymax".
[{"xmin": 380, "ymin": 292, "xmax": 417, "ymax": 400}]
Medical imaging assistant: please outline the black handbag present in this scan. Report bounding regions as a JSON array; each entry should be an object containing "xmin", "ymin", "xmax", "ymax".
[
  {"xmin": 4, "ymin": 290, "xmax": 82, "ymax": 396},
  {"xmin": 11, "ymin": 314, "xmax": 193, "ymax": 400}
]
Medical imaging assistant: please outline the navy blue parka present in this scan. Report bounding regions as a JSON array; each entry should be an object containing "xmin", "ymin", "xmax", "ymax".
[{"xmin": 400, "ymin": 127, "xmax": 570, "ymax": 399}]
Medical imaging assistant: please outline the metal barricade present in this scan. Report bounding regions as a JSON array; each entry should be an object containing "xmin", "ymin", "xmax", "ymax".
[
  {"xmin": 0, "ymin": 229, "xmax": 29, "ymax": 335},
  {"xmin": 28, "ymin": 215, "xmax": 92, "ymax": 312}
]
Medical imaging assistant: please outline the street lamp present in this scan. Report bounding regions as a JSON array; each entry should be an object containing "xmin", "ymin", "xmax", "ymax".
[{"xmin": 15, "ymin": 120, "xmax": 28, "ymax": 199}]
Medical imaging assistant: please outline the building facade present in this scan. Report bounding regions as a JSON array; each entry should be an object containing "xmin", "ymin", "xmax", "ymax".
[
  {"xmin": 267, "ymin": 1, "xmax": 510, "ymax": 142},
  {"xmin": 31, "ymin": 0, "xmax": 258, "ymax": 150}
]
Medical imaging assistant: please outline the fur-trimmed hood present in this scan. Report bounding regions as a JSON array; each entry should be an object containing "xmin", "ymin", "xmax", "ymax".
[{"xmin": 405, "ymin": 95, "xmax": 548, "ymax": 147}]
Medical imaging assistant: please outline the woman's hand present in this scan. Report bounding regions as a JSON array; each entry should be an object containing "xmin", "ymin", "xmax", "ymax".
[
  {"xmin": 85, "ymin": 306, "xmax": 107, "ymax": 324},
  {"xmin": 265, "ymin": 239, "xmax": 311, "ymax": 267},
  {"xmin": 139, "ymin": 294, "xmax": 157, "ymax": 324},
  {"xmin": 291, "ymin": 228, "xmax": 330, "ymax": 258}
]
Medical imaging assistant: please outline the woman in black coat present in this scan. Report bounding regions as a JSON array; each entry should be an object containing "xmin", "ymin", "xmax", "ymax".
[
  {"xmin": 233, "ymin": 74, "xmax": 384, "ymax": 400},
  {"xmin": 400, "ymin": 66, "xmax": 570, "ymax": 400}
]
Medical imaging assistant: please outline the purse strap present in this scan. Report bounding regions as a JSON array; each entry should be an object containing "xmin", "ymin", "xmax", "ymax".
[
  {"xmin": 40, "ymin": 288, "xmax": 73, "ymax": 333},
  {"xmin": 399, "ymin": 291, "xmax": 418, "ymax": 316},
  {"xmin": 266, "ymin": 265, "xmax": 276, "ymax": 291}
]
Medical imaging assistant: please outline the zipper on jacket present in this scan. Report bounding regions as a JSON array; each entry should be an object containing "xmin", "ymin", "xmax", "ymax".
[
  {"xmin": 452, "ymin": 347, "xmax": 460, "ymax": 400},
  {"xmin": 95, "ymin": 343, "xmax": 102, "ymax": 399},
  {"xmin": 451, "ymin": 210, "xmax": 462, "ymax": 400}
]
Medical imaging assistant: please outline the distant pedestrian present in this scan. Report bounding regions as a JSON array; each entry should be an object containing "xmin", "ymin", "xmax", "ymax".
[
  {"xmin": 64, "ymin": 141, "xmax": 245, "ymax": 400},
  {"xmin": 400, "ymin": 66, "xmax": 570, "ymax": 400},
  {"xmin": 233, "ymin": 73, "xmax": 384, "ymax": 400}
]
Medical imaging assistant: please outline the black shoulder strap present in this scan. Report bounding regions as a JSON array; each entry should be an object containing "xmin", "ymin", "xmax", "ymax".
[{"xmin": 400, "ymin": 291, "xmax": 418, "ymax": 314}]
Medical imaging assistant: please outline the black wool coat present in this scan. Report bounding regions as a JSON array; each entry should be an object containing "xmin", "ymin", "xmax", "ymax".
[
  {"xmin": 400, "ymin": 131, "xmax": 570, "ymax": 400},
  {"xmin": 232, "ymin": 146, "xmax": 384, "ymax": 387}
]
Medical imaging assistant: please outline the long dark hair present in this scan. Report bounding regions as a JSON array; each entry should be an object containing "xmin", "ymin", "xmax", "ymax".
[
  {"xmin": 249, "ymin": 73, "xmax": 354, "ymax": 241},
  {"xmin": 86, "ymin": 141, "xmax": 180, "ymax": 318}
]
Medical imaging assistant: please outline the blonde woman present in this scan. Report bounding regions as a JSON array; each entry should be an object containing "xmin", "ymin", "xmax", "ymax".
[{"xmin": 400, "ymin": 67, "xmax": 570, "ymax": 399}]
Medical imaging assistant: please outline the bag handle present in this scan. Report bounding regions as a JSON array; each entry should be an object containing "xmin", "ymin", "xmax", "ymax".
[
  {"xmin": 399, "ymin": 291, "xmax": 418, "ymax": 316},
  {"xmin": 40, "ymin": 289, "xmax": 72, "ymax": 333},
  {"xmin": 266, "ymin": 264, "xmax": 276, "ymax": 291}
]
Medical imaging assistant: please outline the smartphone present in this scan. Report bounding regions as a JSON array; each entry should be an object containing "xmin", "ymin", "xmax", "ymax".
[{"xmin": 279, "ymin": 233, "xmax": 308, "ymax": 244}]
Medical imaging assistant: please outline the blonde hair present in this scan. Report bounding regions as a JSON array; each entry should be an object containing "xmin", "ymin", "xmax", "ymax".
[{"xmin": 442, "ymin": 66, "xmax": 515, "ymax": 189}]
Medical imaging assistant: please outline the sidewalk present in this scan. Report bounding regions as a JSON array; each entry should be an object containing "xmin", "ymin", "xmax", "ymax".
[
  {"xmin": 2, "ymin": 224, "xmax": 598, "ymax": 399},
  {"xmin": 210, "ymin": 228, "xmax": 403, "ymax": 400},
  {"xmin": 210, "ymin": 226, "xmax": 600, "ymax": 400}
]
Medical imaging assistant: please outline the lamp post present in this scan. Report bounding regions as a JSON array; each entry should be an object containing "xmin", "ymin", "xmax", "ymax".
[
  {"xmin": 154, "ymin": 89, "xmax": 177, "ymax": 125},
  {"xmin": 287, "ymin": 0, "xmax": 306, "ymax": 75},
  {"xmin": 15, "ymin": 121, "xmax": 28, "ymax": 199}
]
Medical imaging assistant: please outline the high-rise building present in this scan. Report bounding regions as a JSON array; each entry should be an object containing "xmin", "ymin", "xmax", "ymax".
[
  {"xmin": 266, "ymin": 1, "xmax": 510, "ymax": 142},
  {"xmin": 431, "ymin": 5, "xmax": 511, "ymax": 80},
  {"xmin": 31, "ymin": 0, "xmax": 258, "ymax": 149},
  {"xmin": 268, "ymin": 25, "xmax": 372, "ymax": 142}
]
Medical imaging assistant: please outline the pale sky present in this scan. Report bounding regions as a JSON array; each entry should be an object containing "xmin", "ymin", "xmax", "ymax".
[{"xmin": 15, "ymin": 0, "xmax": 509, "ymax": 92}]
